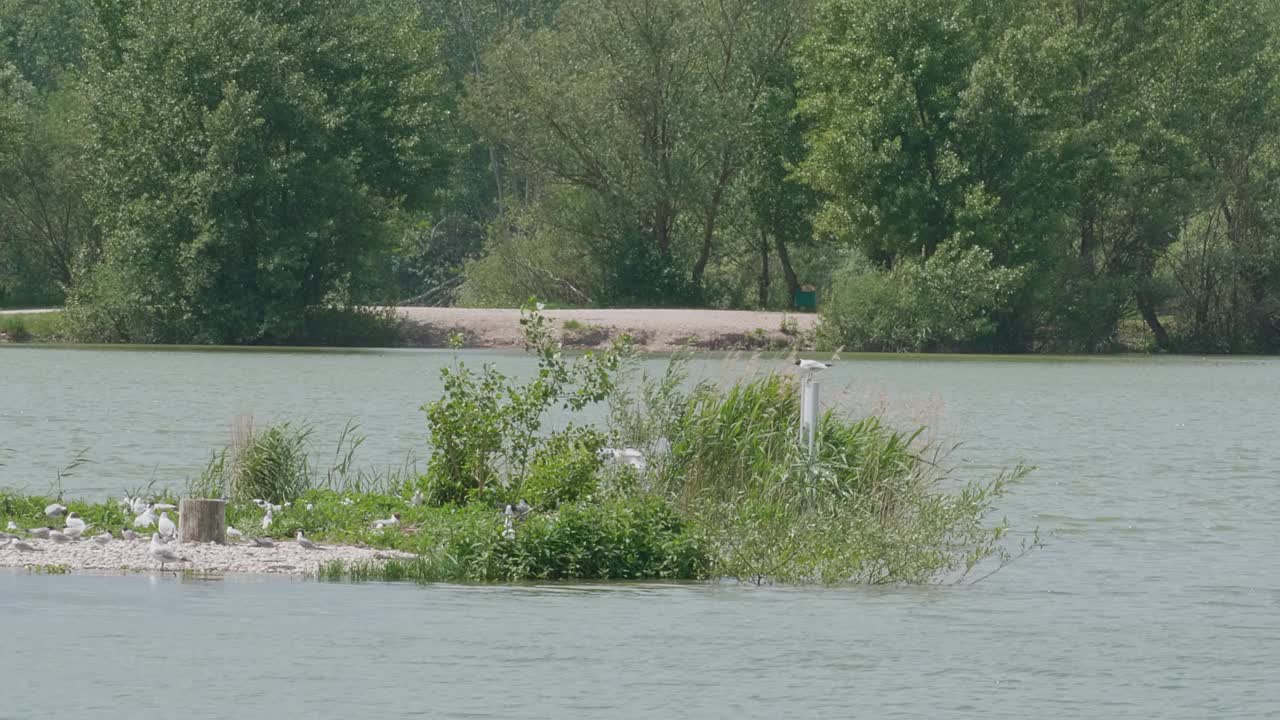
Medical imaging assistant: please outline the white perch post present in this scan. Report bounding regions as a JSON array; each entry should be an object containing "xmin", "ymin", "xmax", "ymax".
[
  {"xmin": 178, "ymin": 498, "xmax": 226, "ymax": 544},
  {"xmin": 800, "ymin": 380, "xmax": 820, "ymax": 454}
]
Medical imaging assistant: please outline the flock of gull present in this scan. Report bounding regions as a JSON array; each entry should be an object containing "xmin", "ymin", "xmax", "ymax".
[{"xmin": 0, "ymin": 498, "xmax": 354, "ymax": 570}]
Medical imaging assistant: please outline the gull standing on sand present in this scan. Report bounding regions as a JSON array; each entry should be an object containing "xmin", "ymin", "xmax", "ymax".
[
  {"xmin": 249, "ymin": 536, "xmax": 274, "ymax": 548},
  {"xmin": 149, "ymin": 533, "xmax": 190, "ymax": 570},
  {"xmin": 6, "ymin": 538, "xmax": 41, "ymax": 552},
  {"xmin": 295, "ymin": 530, "xmax": 321, "ymax": 550},
  {"xmin": 134, "ymin": 506, "xmax": 157, "ymax": 529},
  {"xmin": 372, "ymin": 512, "xmax": 401, "ymax": 529},
  {"xmin": 122, "ymin": 527, "xmax": 140, "ymax": 541},
  {"xmin": 62, "ymin": 525, "xmax": 85, "ymax": 540},
  {"xmin": 158, "ymin": 512, "xmax": 177, "ymax": 540},
  {"xmin": 45, "ymin": 503, "xmax": 67, "ymax": 519},
  {"xmin": 226, "ymin": 526, "xmax": 243, "ymax": 540},
  {"xmin": 261, "ymin": 506, "xmax": 273, "ymax": 531},
  {"xmin": 93, "ymin": 531, "xmax": 112, "ymax": 545},
  {"xmin": 28, "ymin": 527, "xmax": 52, "ymax": 539},
  {"xmin": 130, "ymin": 497, "xmax": 150, "ymax": 515},
  {"xmin": 48, "ymin": 530, "xmax": 71, "ymax": 543}
]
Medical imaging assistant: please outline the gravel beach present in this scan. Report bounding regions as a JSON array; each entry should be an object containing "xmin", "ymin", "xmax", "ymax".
[{"xmin": 0, "ymin": 536, "xmax": 414, "ymax": 575}]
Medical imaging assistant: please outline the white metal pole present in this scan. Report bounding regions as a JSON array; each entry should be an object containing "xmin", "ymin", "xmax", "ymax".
[{"xmin": 803, "ymin": 381, "xmax": 820, "ymax": 454}]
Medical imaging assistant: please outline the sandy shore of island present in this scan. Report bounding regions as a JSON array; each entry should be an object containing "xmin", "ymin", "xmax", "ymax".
[
  {"xmin": 396, "ymin": 307, "xmax": 817, "ymax": 351},
  {"xmin": 0, "ymin": 536, "xmax": 414, "ymax": 575}
]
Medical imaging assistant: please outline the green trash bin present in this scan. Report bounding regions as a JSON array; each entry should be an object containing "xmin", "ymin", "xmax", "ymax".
[{"xmin": 793, "ymin": 284, "xmax": 818, "ymax": 311}]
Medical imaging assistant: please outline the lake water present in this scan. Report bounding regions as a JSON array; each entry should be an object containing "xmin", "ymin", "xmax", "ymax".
[{"xmin": 2, "ymin": 345, "xmax": 1278, "ymax": 718}]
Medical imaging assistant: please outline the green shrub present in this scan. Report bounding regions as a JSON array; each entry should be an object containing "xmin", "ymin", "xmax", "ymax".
[
  {"xmin": 516, "ymin": 428, "xmax": 607, "ymax": 509},
  {"xmin": 422, "ymin": 302, "xmax": 625, "ymax": 505},
  {"xmin": 818, "ymin": 244, "xmax": 1024, "ymax": 352}
]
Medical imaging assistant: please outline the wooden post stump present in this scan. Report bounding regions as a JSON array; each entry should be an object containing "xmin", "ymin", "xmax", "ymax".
[{"xmin": 179, "ymin": 498, "xmax": 226, "ymax": 544}]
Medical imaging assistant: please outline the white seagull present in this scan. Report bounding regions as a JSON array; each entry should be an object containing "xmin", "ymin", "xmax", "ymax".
[
  {"xmin": 6, "ymin": 520, "xmax": 18, "ymax": 531},
  {"xmin": 48, "ymin": 530, "xmax": 71, "ymax": 544},
  {"xmin": 6, "ymin": 538, "xmax": 41, "ymax": 552},
  {"xmin": 65, "ymin": 512, "xmax": 89, "ymax": 533},
  {"xmin": 410, "ymin": 490, "xmax": 425, "ymax": 507},
  {"xmin": 93, "ymin": 532, "xmax": 112, "ymax": 545},
  {"xmin": 795, "ymin": 358, "xmax": 833, "ymax": 373},
  {"xmin": 130, "ymin": 497, "xmax": 150, "ymax": 515},
  {"xmin": 602, "ymin": 447, "xmax": 646, "ymax": 471},
  {"xmin": 261, "ymin": 507, "xmax": 273, "ymax": 531},
  {"xmin": 295, "ymin": 530, "xmax": 321, "ymax": 550},
  {"xmin": 45, "ymin": 503, "xmax": 68, "ymax": 519},
  {"xmin": 149, "ymin": 533, "xmax": 189, "ymax": 570},
  {"xmin": 62, "ymin": 525, "xmax": 86, "ymax": 540},
  {"xmin": 158, "ymin": 512, "xmax": 177, "ymax": 540},
  {"xmin": 134, "ymin": 506, "xmax": 157, "ymax": 529},
  {"xmin": 372, "ymin": 512, "xmax": 401, "ymax": 529},
  {"xmin": 226, "ymin": 526, "xmax": 243, "ymax": 540},
  {"xmin": 122, "ymin": 527, "xmax": 141, "ymax": 541},
  {"xmin": 502, "ymin": 514, "xmax": 516, "ymax": 541},
  {"xmin": 249, "ymin": 537, "xmax": 274, "ymax": 548},
  {"xmin": 28, "ymin": 527, "xmax": 52, "ymax": 539}
]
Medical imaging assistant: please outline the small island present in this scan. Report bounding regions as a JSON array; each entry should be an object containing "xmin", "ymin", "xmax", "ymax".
[{"xmin": 0, "ymin": 308, "xmax": 1027, "ymax": 585}]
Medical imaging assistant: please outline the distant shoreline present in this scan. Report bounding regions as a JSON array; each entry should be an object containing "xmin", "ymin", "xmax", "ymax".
[
  {"xmin": 394, "ymin": 307, "xmax": 816, "ymax": 351},
  {"xmin": 0, "ymin": 307, "xmax": 818, "ymax": 352}
]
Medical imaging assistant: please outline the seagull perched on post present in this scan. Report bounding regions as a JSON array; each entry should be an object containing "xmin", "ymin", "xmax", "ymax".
[{"xmin": 795, "ymin": 359, "xmax": 833, "ymax": 374}]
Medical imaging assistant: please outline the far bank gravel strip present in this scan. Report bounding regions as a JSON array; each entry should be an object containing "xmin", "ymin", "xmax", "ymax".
[
  {"xmin": 0, "ymin": 537, "xmax": 414, "ymax": 575},
  {"xmin": 394, "ymin": 307, "xmax": 817, "ymax": 351}
]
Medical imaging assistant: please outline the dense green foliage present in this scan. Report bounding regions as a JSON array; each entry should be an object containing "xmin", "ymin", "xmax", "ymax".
[{"xmin": 2, "ymin": 0, "xmax": 1277, "ymax": 351}]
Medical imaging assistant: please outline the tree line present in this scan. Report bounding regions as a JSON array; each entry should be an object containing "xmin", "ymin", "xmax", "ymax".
[{"xmin": 1, "ymin": 0, "xmax": 1277, "ymax": 350}]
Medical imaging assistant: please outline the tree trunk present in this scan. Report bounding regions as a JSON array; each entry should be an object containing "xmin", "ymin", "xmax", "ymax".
[
  {"xmin": 1135, "ymin": 289, "xmax": 1170, "ymax": 350},
  {"xmin": 178, "ymin": 498, "xmax": 227, "ymax": 544},
  {"xmin": 758, "ymin": 229, "xmax": 770, "ymax": 307},
  {"xmin": 774, "ymin": 234, "xmax": 800, "ymax": 302}
]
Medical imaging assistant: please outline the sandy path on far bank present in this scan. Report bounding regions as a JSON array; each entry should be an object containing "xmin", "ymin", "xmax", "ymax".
[{"xmin": 395, "ymin": 307, "xmax": 817, "ymax": 351}]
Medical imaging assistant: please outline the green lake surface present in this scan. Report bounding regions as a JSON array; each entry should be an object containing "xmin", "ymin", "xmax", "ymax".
[{"xmin": 1, "ymin": 345, "xmax": 1278, "ymax": 718}]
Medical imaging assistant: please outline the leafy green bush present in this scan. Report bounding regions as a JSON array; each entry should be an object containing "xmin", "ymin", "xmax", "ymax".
[
  {"xmin": 422, "ymin": 302, "xmax": 625, "ymax": 505},
  {"xmin": 517, "ymin": 427, "xmax": 606, "ymax": 510},
  {"xmin": 818, "ymin": 244, "xmax": 1024, "ymax": 352}
]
